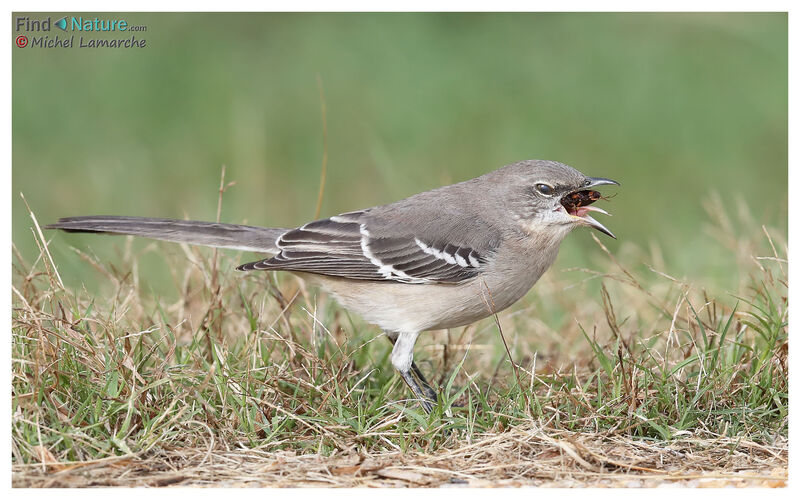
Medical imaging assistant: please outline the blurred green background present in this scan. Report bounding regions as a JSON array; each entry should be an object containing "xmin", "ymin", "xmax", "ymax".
[{"xmin": 12, "ymin": 12, "xmax": 787, "ymax": 296}]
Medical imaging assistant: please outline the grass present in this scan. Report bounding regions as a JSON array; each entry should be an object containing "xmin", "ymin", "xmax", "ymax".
[{"xmin": 11, "ymin": 197, "xmax": 787, "ymax": 487}]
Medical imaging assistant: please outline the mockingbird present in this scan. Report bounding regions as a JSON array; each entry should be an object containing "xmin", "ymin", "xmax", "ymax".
[{"xmin": 47, "ymin": 159, "xmax": 618, "ymax": 412}]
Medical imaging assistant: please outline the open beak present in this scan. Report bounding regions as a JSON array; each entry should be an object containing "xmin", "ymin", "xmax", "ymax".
[
  {"xmin": 561, "ymin": 177, "xmax": 619, "ymax": 239},
  {"xmin": 585, "ymin": 177, "xmax": 620, "ymax": 188},
  {"xmin": 580, "ymin": 214, "xmax": 616, "ymax": 239}
]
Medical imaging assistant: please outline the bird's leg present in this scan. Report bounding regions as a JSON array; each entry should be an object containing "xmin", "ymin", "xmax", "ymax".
[
  {"xmin": 386, "ymin": 332, "xmax": 438, "ymax": 402},
  {"xmin": 388, "ymin": 331, "xmax": 438, "ymax": 412},
  {"xmin": 399, "ymin": 370, "xmax": 435, "ymax": 414},
  {"xmin": 409, "ymin": 364, "xmax": 439, "ymax": 402}
]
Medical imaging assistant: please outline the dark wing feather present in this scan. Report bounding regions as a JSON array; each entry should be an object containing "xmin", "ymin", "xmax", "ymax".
[
  {"xmin": 237, "ymin": 210, "xmax": 497, "ymax": 284},
  {"xmin": 237, "ymin": 211, "xmax": 383, "ymax": 279}
]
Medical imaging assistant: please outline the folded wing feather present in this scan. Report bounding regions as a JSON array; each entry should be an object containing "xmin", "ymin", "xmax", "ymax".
[{"xmin": 237, "ymin": 210, "xmax": 497, "ymax": 284}]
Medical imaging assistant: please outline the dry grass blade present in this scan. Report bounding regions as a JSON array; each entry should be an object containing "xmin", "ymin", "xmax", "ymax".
[
  {"xmin": 480, "ymin": 280, "xmax": 531, "ymax": 413},
  {"xmin": 314, "ymin": 74, "xmax": 329, "ymax": 220},
  {"xmin": 20, "ymin": 193, "xmax": 64, "ymax": 289}
]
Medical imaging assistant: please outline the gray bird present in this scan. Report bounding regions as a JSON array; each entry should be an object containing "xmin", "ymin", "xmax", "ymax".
[{"xmin": 46, "ymin": 159, "xmax": 618, "ymax": 412}]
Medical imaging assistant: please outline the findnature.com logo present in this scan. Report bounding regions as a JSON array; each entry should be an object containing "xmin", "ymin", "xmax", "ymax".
[{"xmin": 14, "ymin": 15, "xmax": 148, "ymax": 49}]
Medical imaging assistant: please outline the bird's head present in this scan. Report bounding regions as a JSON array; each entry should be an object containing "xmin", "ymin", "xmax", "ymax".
[{"xmin": 496, "ymin": 159, "xmax": 619, "ymax": 239}]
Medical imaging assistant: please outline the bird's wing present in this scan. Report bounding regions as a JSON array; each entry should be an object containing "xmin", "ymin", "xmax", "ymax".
[{"xmin": 236, "ymin": 210, "xmax": 500, "ymax": 284}]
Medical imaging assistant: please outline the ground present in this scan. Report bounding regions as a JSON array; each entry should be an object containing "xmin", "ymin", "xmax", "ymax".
[
  {"xmin": 13, "ymin": 430, "xmax": 787, "ymax": 487},
  {"xmin": 12, "ymin": 201, "xmax": 787, "ymax": 488}
]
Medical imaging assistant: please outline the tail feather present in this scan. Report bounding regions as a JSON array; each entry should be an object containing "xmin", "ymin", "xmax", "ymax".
[{"xmin": 45, "ymin": 216, "xmax": 287, "ymax": 254}]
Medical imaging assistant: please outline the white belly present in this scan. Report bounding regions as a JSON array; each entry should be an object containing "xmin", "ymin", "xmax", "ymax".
[{"xmin": 299, "ymin": 253, "xmax": 552, "ymax": 333}]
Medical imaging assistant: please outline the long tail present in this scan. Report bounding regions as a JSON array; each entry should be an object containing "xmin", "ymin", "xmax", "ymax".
[{"xmin": 45, "ymin": 216, "xmax": 287, "ymax": 253}]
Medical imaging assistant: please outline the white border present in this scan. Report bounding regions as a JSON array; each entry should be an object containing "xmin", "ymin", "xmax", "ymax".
[
  {"xmin": 4, "ymin": 1, "xmax": 797, "ymax": 12},
  {"xmin": 5, "ymin": 3, "xmax": 795, "ymax": 497}
]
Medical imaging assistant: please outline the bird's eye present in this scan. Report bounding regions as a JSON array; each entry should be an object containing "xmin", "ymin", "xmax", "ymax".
[{"xmin": 535, "ymin": 183, "xmax": 554, "ymax": 196}]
